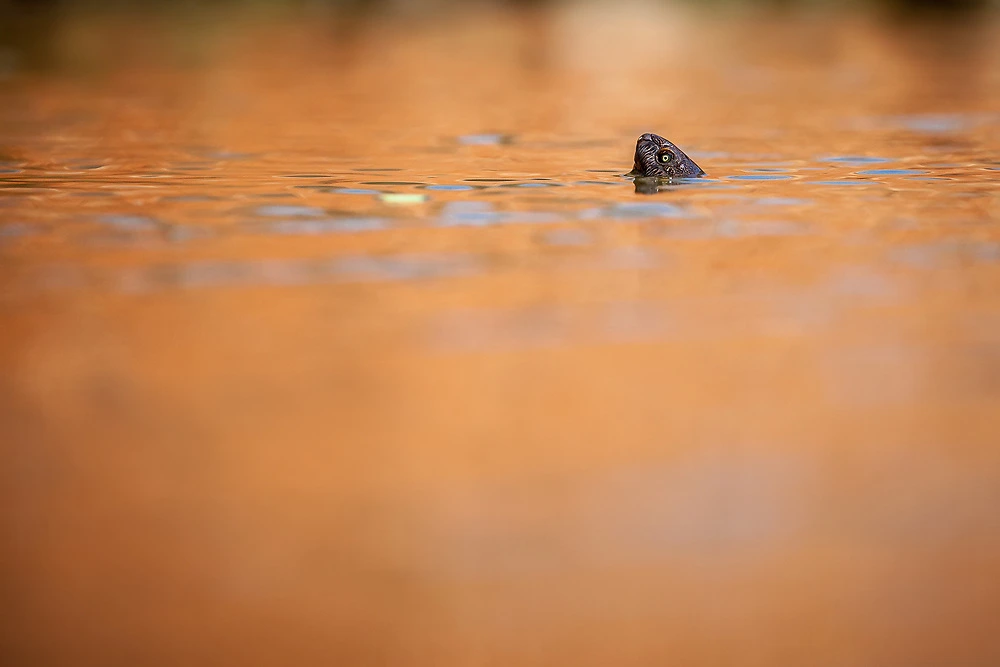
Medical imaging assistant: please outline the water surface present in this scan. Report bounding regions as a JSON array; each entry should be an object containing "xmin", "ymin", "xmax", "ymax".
[{"xmin": 1, "ymin": 5, "xmax": 999, "ymax": 667}]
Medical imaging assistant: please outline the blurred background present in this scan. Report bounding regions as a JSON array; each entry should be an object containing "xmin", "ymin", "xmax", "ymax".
[{"xmin": 1, "ymin": 0, "xmax": 999, "ymax": 666}]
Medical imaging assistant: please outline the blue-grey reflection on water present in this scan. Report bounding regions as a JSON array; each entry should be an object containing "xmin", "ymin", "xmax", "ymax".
[
  {"xmin": 580, "ymin": 201, "xmax": 690, "ymax": 220},
  {"xmin": 896, "ymin": 114, "xmax": 967, "ymax": 133},
  {"xmin": 821, "ymin": 156, "xmax": 892, "ymax": 165},
  {"xmin": 327, "ymin": 187, "xmax": 381, "ymax": 195},
  {"xmin": 0, "ymin": 222, "xmax": 38, "ymax": 240},
  {"xmin": 164, "ymin": 226, "xmax": 212, "ymax": 244},
  {"xmin": 458, "ymin": 133, "xmax": 510, "ymax": 146},
  {"xmin": 98, "ymin": 214, "xmax": 160, "ymax": 231},
  {"xmin": 438, "ymin": 201, "xmax": 560, "ymax": 226},
  {"xmin": 811, "ymin": 179, "xmax": 874, "ymax": 186},
  {"xmin": 717, "ymin": 220, "xmax": 810, "ymax": 237},
  {"xmin": 255, "ymin": 204, "xmax": 327, "ymax": 217},
  {"xmin": 858, "ymin": 169, "xmax": 927, "ymax": 176},
  {"xmin": 461, "ymin": 177, "xmax": 518, "ymax": 183},
  {"xmin": 264, "ymin": 218, "xmax": 387, "ymax": 235},
  {"xmin": 727, "ymin": 174, "xmax": 795, "ymax": 181},
  {"xmin": 423, "ymin": 184, "xmax": 475, "ymax": 191}
]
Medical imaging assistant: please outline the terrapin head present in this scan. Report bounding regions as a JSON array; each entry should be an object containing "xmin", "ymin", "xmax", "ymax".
[{"xmin": 628, "ymin": 133, "xmax": 705, "ymax": 179}]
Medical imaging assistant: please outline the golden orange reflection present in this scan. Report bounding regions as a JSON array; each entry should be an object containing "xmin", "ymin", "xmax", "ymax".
[{"xmin": 1, "ymin": 3, "xmax": 999, "ymax": 666}]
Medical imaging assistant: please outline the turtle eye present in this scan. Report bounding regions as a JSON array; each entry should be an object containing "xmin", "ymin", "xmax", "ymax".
[{"xmin": 657, "ymin": 150, "xmax": 675, "ymax": 164}]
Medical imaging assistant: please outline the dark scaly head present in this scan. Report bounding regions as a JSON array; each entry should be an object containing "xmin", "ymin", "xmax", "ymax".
[{"xmin": 629, "ymin": 133, "xmax": 705, "ymax": 179}]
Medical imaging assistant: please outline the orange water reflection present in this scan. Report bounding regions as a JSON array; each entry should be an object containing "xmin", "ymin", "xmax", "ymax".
[{"xmin": 1, "ymin": 4, "xmax": 999, "ymax": 666}]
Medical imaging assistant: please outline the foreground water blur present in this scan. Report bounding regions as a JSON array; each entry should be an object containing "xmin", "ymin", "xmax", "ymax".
[{"xmin": 1, "ymin": 3, "xmax": 1000, "ymax": 666}]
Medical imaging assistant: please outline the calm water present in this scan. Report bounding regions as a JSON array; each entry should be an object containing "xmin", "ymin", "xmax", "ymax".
[{"xmin": 2, "ymin": 4, "xmax": 1000, "ymax": 666}]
